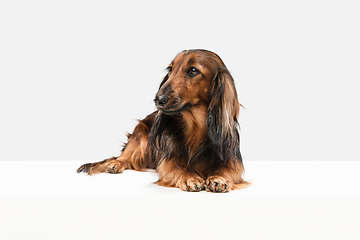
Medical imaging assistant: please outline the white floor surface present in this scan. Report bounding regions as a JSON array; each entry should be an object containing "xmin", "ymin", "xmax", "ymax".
[{"xmin": 0, "ymin": 160, "xmax": 359, "ymax": 240}]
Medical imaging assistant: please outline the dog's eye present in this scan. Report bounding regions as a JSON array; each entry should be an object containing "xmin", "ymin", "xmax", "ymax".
[
  {"xmin": 167, "ymin": 66, "xmax": 172, "ymax": 72},
  {"xmin": 188, "ymin": 67, "xmax": 200, "ymax": 77}
]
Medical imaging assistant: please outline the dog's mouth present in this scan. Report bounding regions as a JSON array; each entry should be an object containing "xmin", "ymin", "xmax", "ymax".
[
  {"xmin": 158, "ymin": 102, "xmax": 192, "ymax": 115},
  {"xmin": 154, "ymin": 95, "xmax": 192, "ymax": 115}
]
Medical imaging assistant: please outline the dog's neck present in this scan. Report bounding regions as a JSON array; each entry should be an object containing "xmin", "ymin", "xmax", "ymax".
[{"xmin": 180, "ymin": 105, "xmax": 208, "ymax": 152}]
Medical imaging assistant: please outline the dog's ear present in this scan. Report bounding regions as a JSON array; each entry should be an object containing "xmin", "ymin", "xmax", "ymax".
[{"xmin": 207, "ymin": 69, "xmax": 242, "ymax": 163}]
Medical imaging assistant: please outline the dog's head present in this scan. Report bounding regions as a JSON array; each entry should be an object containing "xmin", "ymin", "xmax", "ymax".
[
  {"xmin": 155, "ymin": 50, "xmax": 212, "ymax": 114},
  {"xmin": 154, "ymin": 49, "xmax": 239, "ymax": 120}
]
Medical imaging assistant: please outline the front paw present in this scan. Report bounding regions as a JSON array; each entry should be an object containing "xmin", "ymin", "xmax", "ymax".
[
  {"xmin": 76, "ymin": 157, "xmax": 124, "ymax": 175},
  {"xmin": 106, "ymin": 160, "xmax": 125, "ymax": 174},
  {"xmin": 177, "ymin": 176, "xmax": 205, "ymax": 192},
  {"xmin": 206, "ymin": 176, "xmax": 232, "ymax": 193},
  {"xmin": 77, "ymin": 163, "xmax": 94, "ymax": 175}
]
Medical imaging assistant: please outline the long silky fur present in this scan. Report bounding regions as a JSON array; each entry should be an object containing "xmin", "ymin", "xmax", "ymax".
[
  {"xmin": 149, "ymin": 112, "xmax": 187, "ymax": 164},
  {"xmin": 207, "ymin": 69, "xmax": 243, "ymax": 166}
]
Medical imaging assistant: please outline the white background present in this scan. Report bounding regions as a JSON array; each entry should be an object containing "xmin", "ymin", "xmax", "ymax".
[
  {"xmin": 1, "ymin": 0, "xmax": 359, "ymax": 161},
  {"xmin": 1, "ymin": 1, "xmax": 360, "ymax": 240}
]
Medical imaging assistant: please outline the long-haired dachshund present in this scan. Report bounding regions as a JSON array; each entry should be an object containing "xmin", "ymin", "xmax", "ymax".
[{"xmin": 77, "ymin": 49, "xmax": 248, "ymax": 193}]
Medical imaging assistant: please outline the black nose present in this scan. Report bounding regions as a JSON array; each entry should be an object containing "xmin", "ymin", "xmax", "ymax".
[{"xmin": 154, "ymin": 95, "xmax": 168, "ymax": 109}]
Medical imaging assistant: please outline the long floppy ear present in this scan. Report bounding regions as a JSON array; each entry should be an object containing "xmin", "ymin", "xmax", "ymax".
[{"xmin": 207, "ymin": 69, "xmax": 242, "ymax": 164}]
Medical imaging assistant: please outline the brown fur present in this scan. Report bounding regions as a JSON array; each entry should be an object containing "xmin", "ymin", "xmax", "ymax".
[{"xmin": 77, "ymin": 49, "xmax": 249, "ymax": 193}]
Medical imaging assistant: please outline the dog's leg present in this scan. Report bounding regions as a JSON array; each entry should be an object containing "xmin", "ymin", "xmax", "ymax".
[
  {"xmin": 77, "ymin": 118, "xmax": 153, "ymax": 175},
  {"xmin": 76, "ymin": 156, "xmax": 125, "ymax": 175},
  {"xmin": 155, "ymin": 159, "xmax": 205, "ymax": 192}
]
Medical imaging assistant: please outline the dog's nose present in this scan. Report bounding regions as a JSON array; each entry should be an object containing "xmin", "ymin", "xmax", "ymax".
[{"xmin": 154, "ymin": 95, "xmax": 168, "ymax": 109}]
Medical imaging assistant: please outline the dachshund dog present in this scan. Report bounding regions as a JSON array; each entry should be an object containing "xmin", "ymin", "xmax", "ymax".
[{"xmin": 77, "ymin": 49, "xmax": 248, "ymax": 193}]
